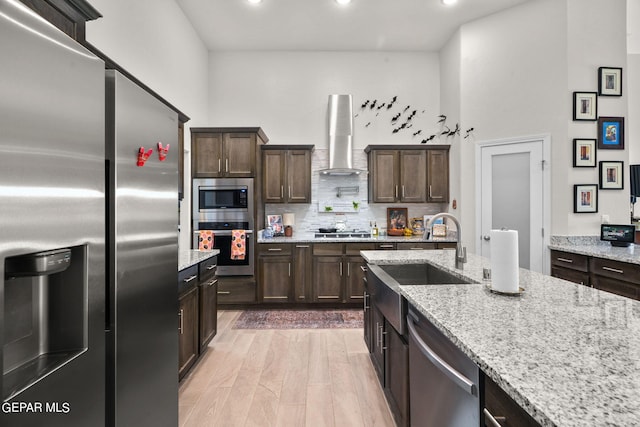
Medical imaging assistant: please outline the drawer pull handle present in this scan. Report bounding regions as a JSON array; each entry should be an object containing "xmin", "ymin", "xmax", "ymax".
[
  {"xmin": 483, "ymin": 408, "xmax": 506, "ymax": 427},
  {"xmin": 217, "ymin": 291, "xmax": 231, "ymax": 295},
  {"xmin": 206, "ymin": 264, "xmax": 217, "ymax": 270},
  {"xmin": 183, "ymin": 275, "xmax": 197, "ymax": 283},
  {"xmin": 360, "ymin": 265, "xmax": 368, "ymax": 272},
  {"xmin": 268, "ymin": 248, "xmax": 283, "ymax": 252},
  {"xmin": 602, "ymin": 266, "xmax": 624, "ymax": 274},
  {"xmin": 379, "ymin": 244, "xmax": 394, "ymax": 248},
  {"xmin": 556, "ymin": 257, "xmax": 573, "ymax": 263},
  {"xmin": 317, "ymin": 296, "xmax": 339, "ymax": 299},
  {"xmin": 178, "ymin": 309, "xmax": 184, "ymax": 334},
  {"xmin": 207, "ymin": 279, "xmax": 218, "ymax": 287},
  {"xmin": 296, "ymin": 245, "xmax": 310, "ymax": 248}
]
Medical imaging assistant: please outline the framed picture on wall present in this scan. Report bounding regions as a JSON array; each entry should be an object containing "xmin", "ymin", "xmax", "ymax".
[
  {"xmin": 597, "ymin": 116, "xmax": 624, "ymax": 149},
  {"xmin": 599, "ymin": 161, "xmax": 624, "ymax": 190},
  {"xmin": 573, "ymin": 138, "xmax": 597, "ymax": 167},
  {"xmin": 598, "ymin": 67, "xmax": 623, "ymax": 96},
  {"xmin": 573, "ymin": 184, "xmax": 598, "ymax": 213},
  {"xmin": 572, "ymin": 92, "xmax": 597, "ymax": 121}
]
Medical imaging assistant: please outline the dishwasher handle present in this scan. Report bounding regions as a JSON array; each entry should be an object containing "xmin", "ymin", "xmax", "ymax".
[{"xmin": 407, "ymin": 313, "xmax": 477, "ymax": 397}]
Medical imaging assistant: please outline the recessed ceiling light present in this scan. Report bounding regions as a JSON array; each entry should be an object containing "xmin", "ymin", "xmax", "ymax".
[
  {"xmin": 442, "ymin": 0, "xmax": 457, "ymax": 5},
  {"xmin": 247, "ymin": 0, "xmax": 262, "ymax": 4},
  {"xmin": 336, "ymin": 0, "xmax": 352, "ymax": 5}
]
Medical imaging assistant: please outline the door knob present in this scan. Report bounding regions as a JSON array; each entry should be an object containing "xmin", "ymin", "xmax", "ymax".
[{"xmin": 483, "ymin": 235, "xmax": 491, "ymax": 241}]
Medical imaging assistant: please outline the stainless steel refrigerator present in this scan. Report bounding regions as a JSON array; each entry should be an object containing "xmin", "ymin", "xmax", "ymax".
[
  {"xmin": 105, "ymin": 70, "xmax": 179, "ymax": 427},
  {"xmin": 0, "ymin": 1, "xmax": 107, "ymax": 426}
]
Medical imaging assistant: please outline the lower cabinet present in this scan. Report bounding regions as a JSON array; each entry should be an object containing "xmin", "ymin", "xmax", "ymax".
[
  {"xmin": 385, "ymin": 319, "xmax": 410, "ymax": 427},
  {"xmin": 199, "ymin": 276, "xmax": 218, "ymax": 352},
  {"xmin": 293, "ymin": 244, "xmax": 312, "ymax": 302},
  {"xmin": 483, "ymin": 373, "xmax": 540, "ymax": 427},
  {"xmin": 312, "ymin": 255, "xmax": 343, "ymax": 302},
  {"xmin": 178, "ymin": 286, "xmax": 199, "ymax": 380}
]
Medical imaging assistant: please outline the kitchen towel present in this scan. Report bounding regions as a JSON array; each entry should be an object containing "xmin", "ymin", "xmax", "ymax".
[
  {"xmin": 490, "ymin": 229, "xmax": 519, "ymax": 293},
  {"xmin": 198, "ymin": 230, "xmax": 214, "ymax": 251},
  {"xmin": 230, "ymin": 229, "xmax": 246, "ymax": 260}
]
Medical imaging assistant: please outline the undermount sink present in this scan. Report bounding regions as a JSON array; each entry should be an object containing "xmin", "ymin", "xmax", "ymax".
[{"xmin": 378, "ymin": 263, "xmax": 474, "ymax": 285}]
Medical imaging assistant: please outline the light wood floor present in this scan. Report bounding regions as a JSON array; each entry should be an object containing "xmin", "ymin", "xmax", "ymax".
[{"xmin": 179, "ymin": 310, "xmax": 396, "ymax": 427}]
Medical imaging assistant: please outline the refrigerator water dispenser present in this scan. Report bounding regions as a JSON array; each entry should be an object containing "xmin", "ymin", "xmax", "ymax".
[{"xmin": 3, "ymin": 246, "xmax": 87, "ymax": 400}]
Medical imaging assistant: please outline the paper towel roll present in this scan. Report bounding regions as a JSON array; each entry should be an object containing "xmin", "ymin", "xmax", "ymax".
[{"xmin": 490, "ymin": 229, "xmax": 519, "ymax": 293}]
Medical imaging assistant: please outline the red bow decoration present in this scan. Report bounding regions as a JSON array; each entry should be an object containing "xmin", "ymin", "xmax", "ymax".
[
  {"xmin": 137, "ymin": 147, "xmax": 153, "ymax": 167},
  {"xmin": 157, "ymin": 142, "xmax": 170, "ymax": 161}
]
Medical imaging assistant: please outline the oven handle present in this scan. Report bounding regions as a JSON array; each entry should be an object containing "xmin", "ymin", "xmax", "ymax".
[{"xmin": 194, "ymin": 230, "xmax": 254, "ymax": 237}]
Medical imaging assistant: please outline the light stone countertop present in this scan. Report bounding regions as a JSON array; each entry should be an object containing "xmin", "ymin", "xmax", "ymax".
[
  {"xmin": 257, "ymin": 229, "xmax": 457, "ymax": 244},
  {"xmin": 549, "ymin": 235, "xmax": 640, "ymax": 265},
  {"xmin": 361, "ymin": 249, "xmax": 640, "ymax": 427},
  {"xmin": 178, "ymin": 249, "xmax": 219, "ymax": 271}
]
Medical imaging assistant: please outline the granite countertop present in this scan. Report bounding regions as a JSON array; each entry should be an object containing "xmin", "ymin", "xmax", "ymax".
[
  {"xmin": 178, "ymin": 249, "xmax": 219, "ymax": 271},
  {"xmin": 549, "ymin": 235, "xmax": 640, "ymax": 265},
  {"xmin": 257, "ymin": 229, "xmax": 457, "ymax": 244},
  {"xmin": 361, "ymin": 249, "xmax": 640, "ymax": 427}
]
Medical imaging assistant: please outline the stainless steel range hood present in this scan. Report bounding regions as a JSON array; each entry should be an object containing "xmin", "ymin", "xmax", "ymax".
[{"xmin": 319, "ymin": 94, "xmax": 365, "ymax": 175}]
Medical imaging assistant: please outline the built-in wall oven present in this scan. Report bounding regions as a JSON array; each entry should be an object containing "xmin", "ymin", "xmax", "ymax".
[{"xmin": 192, "ymin": 178, "xmax": 254, "ymax": 276}]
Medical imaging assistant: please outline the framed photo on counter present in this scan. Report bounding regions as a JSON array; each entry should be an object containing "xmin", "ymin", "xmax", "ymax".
[
  {"xmin": 387, "ymin": 207, "xmax": 408, "ymax": 235},
  {"xmin": 597, "ymin": 116, "xmax": 624, "ymax": 149},
  {"xmin": 599, "ymin": 161, "xmax": 623, "ymax": 190},
  {"xmin": 573, "ymin": 138, "xmax": 596, "ymax": 167},
  {"xmin": 266, "ymin": 214, "xmax": 284, "ymax": 236},
  {"xmin": 572, "ymin": 91, "xmax": 597, "ymax": 121},
  {"xmin": 598, "ymin": 67, "xmax": 622, "ymax": 96},
  {"xmin": 574, "ymin": 184, "xmax": 598, "ymax": 213}
]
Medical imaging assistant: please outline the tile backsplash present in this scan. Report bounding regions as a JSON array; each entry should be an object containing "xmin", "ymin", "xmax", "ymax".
[{"xmin": 265, "ymin": 149, "xmax": 446, "ymax": 232}]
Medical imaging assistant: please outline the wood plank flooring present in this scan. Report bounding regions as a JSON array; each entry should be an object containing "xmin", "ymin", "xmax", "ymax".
[{"xmin": 179, "ymin": 310, "xmax": 396, "ymax": 427}]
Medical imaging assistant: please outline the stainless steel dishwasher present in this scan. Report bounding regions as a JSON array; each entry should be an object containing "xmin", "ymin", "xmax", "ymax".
[{"xmin": 407, "ymin": 308, "xmax": 480, "ymax": 427}]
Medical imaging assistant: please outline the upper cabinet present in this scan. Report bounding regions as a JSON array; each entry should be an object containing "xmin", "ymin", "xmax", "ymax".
[
  {"xmin": 191, "ymin": 128, "xmax": 268, "ymax": 178},
  {"xmin": 262, "ymin": 145, "xmax": 314, "ymax": 203},
  {"xmin": 365, "ymin": 145, "xmax": 450, "ymax": 203}
]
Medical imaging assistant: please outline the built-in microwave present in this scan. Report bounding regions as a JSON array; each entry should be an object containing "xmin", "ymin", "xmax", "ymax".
[{"xmin": 192, "ymin": 178, "xmax": 253, "ymax": 215}]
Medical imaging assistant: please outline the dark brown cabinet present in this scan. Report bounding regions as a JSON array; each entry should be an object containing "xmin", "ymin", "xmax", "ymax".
[
  {"xmin": 426, "ymin": 149, "xmax": 450, "ymax": 202},
  {"xmin": 371, "ymin": 304, "xmax": 385, "ymax": 383},
  {"xmin": 191, "ymin": 128, "xmax": 268, "ymax": 178},
  {"xmin": 262, "ymin": 146, "xmax": 313, "ymax": 203},
  {"xmin": 366, "ymin": 145, "xmax": 449, "ymax": 204},
  {"xmin": 483, "ymin": 372, "xmax": 540, "ymax": 427},
  {"xmin": 178, "ymin": 285, "xmax": 198, "ymax": 380},
  {"xmin": 312, "ymin": 255, "xmax": 344, "ymax": 302},
  {"xmin": 293, "ymin": 244, "xmax": 313, "ymax": 302},
  {"xmin": 550, "ymin": 250, "xmax": 590, "ymax": 286},
  {"xmin": 385, "ymin": 320, "xmax": 410, "ymax": 427},
  {"xmin": 198, "ymin": 257, "xmax": 218, "ymax": 352},
  {"xmin": 258, "ymin": 244, "xmax": 293, "ymax": 303}
]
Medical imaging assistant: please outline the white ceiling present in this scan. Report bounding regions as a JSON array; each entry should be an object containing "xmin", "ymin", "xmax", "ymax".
[{"xmin": 176, "ymin": 0, "xmax": 532, "ymax": 52}]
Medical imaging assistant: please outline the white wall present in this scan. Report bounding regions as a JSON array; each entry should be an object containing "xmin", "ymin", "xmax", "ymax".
[
  {"xmin": 629, "ymin": 0, "xmax": 640, "ymax": 164},
  {"xmin": 208, "ymin": 51, "xmax": 441, "ymax": 149},
  {"xmin": 85, "ymin": 0, "xmax": 210, "ymax": 250}
]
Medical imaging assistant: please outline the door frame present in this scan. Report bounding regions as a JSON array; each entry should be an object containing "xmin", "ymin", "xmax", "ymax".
[{"xmin": 474, "ymin": 134, "xmax": 551, "ymax": 274}]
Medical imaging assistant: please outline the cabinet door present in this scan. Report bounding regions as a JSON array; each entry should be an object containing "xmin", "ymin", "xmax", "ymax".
[
  {"xmin": 263, "ymin": 150, "xmax": 286, "ymax": 203},
  {"xmin": 427, "ymin": 149, "xmax": 449, "ymax": 202},
  {"xmin": 224, "ymin": 133, "xmax": 255, "ymax": 177},
  {"xmin": 192, "ymin": 133, "xmax": 223, "ymax": 177},
  {"xmin": 591, "ymin": 275, "xmax": 639, "ymax": 300},
  {"xmin": 259, "ymin": 256, "xmax": 293, "ymax": 303},
  {"xmin": 178, "ymin": 286, "xmax": 199, "ymax": 380},
  {"xmin": 345, "ymin": 256, "xmax": 367, "ymax": 303},
  {"xmin": 287, "ymin": 150, "xmax": 312, "ymax": 203},
  {"xmin": 551, "ymin": 266, "xmax": 590, "ymax": 287},
  {"xmin": 370, "ymin": 150, "xmax": 398, "ymax": 203},
  {"xmin": 294, "ymin": 244, "xmax": 312, "ymax": 302},
  {"xmin": 385, "ymin": 322, "xmax": 410, "ymax": 427},
  {"xmin": 199, "ymin": 277, "xmax": 218, "ymax": 352},
  {"xmin": 371, "ymin": 304, "xmax": 385, "ymax": 384},
  {"xmin": 364, "ymin": 273, "xmax": 372, "ymax": 352},
  {"xmin": 313, "ymin": 256, "xmax": 344, "ymax": 302},
  {"xmin": 399, "ymin": 150, "xmax": 426, "ymax": 203}
]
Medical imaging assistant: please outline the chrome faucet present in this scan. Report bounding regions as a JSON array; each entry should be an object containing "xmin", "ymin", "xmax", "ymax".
[{"xmin": 424, "ymin": 213, "xmax": 467, "ymax": 269}]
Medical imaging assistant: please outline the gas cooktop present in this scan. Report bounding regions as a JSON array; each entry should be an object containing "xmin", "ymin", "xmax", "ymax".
[{"xmin": 314, "ymin": 230, "xmax": 372, "ymax": 238}]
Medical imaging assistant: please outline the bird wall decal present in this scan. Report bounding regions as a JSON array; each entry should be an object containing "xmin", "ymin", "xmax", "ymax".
[{"xmin": 361, "ymin": 100, "xmax": 370, "ymax": 108}]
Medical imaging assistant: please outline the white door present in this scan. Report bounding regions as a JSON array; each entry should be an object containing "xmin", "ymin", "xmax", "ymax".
[{"xmin": 476, "ymin": 136, "xmax": 550, "ymax": 273}]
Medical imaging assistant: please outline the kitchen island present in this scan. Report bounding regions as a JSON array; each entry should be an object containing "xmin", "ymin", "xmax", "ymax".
[{"xmin": 361, "ymin": 249, "xmax": 640, "ymax": 427}]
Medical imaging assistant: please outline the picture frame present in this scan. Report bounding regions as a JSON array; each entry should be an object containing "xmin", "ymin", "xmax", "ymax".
[
  {"xmin": 266, "ymin": 214, "xmax": 284, "ymax": 236},
  {"xmin": 597, "ymin": 116, "xmax": 624, "ymax": 149},
  {"xmin": 572, "ymin": 91, "xmax": 597, "ymax": 121},
  {"xmin": 573, "ymin": 184, "xmax": 598, "ymax": 213},
  {"xmin": 598, "ymin": 67, "xmax": 622, "ymax": 96},
  {"xmin": 573, "ymin": 138, "xmax": 597, "ymax": 168},
  {"xmin": 387, "ymin": 207, "xmax": 408, "ymax": 235},
  {"xmin": 599, "ymin": 161, "xmax": 624, "ymax": 190}
]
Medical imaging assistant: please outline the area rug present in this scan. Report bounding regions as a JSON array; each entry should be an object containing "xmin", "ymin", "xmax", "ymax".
[{"xmin": 232, "ymin": 309, "xmax": 363, "ymax": 330}]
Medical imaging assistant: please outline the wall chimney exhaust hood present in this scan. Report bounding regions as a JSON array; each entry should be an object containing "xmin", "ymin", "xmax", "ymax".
[{"xmin": 319, "ymin": 94, "xmax": 366, "ymax": 175}]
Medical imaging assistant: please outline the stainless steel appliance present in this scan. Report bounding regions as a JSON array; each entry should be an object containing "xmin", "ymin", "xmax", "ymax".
[
  {"xmin": 105, "ymin": 70, "xmax": 179, "ymax": 426},
  {"xmin": 1, "ymin": 1, "xmax": 106, "ymax": 425},
  {"xmin": 192, "ymin": 178, "xmax": 254, "ymax": 276},
  {"xmin": 407, "ymin": 308, "xmax": 480, "ymax": 427}
]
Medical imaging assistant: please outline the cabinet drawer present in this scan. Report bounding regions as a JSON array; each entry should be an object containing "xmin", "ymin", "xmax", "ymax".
[
  {"xmin": 396, "ymin": 242, "xmax": 437, "ymax": 250},
  {"xmin": 590, "ymin": 257, "xmax": 640, "ymax": 285},
  {"xmin": 591, "ymin": 275, "xmax": 639, "ymax": 300},
  {"xmin": 178, "ymin": 265, "xmax": 199, "ymax": 294},
  {"xmin": 217, "ymin": 277, "xmax": 256, "ymax": 304},
  {"xmin": 551, "ymin": 267, "xmax": 589, "ymax": 287},
  {"xmin": 376, "ymin": 243, "xmax": 396, "ymax": 250},
  {"xmin": 345, "ymin": 243, "xmax": 376, "ymax": 255},
  {"xmin": 550, "ymin": 250, "xmax": 589, "ymax": 272},
  {"xmin": 483, "ymin": 373, "xmax": 540, "ymax": 427},
  {"xmin": 313, "ymin": 243, "xmax": 344, "ymax": 256},
  {"xmin": 258, "ymin": 243, "xmax": 292, "ymax": 256},
  {"xmin": 199, "ymin": 256, "xmax": 217, "ymax": 281}
]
